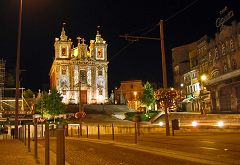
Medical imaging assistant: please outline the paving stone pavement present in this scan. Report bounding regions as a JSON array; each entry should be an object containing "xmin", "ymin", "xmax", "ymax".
[
  {"xmin": 0, "ymin": 134, "xmax": 71, "ymax": 165},
  {"xmin": 0, "ymin": 135, "xmax": 41, "ymax": 165}
]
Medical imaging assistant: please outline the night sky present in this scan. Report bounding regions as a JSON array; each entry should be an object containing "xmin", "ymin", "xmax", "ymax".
[{"xmin": 0, "ymin": 0, "xmax": 239, "ymax": 93}]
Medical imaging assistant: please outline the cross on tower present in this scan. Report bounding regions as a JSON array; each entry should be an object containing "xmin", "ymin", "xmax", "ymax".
[
  {"xmin": 77, "ymin": 36, "xmax": 81, "ymax": 44},
  {"xmin": 81, "ymin": 38, "xmax": 85, "ymax": 44}
]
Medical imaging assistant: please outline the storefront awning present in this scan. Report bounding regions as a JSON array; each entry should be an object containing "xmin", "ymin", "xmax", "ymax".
[{"xmin": 182, "ymin": 97, "xmax": 193, "ymax": 103}]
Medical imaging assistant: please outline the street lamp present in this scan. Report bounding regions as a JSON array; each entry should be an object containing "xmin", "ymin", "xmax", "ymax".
[
  {"xmin": 78, "ymin": 80, "xmax": 82, "ymax": 112},
  {"xmin": 15, "ymin": 0, "xmax": 23, "ymax": 139},
  {"xmin": 133, "ymin": 91, "xmax": 137, "ymax": 110},
  {"xmin": 200, "ymin": 74, "xmax": 207, "ymax": 81},
  {"xmin": 200, "ymin": 74, "xmax": 207, "ymax": 115}
]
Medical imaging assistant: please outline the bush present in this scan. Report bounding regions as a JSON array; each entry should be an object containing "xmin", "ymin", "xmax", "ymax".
[{"xmin": 125, "ymin": 111, "xmax": 158, "ymax": 121}]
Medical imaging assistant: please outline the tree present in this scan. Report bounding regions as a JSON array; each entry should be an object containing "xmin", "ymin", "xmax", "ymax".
[
  {"xmin": 5, "ymin": 70, "xmax": 15, "ymax": 87},
  {"xmin": 140, "ymin": 82, "xmax": 156, "ymax": 112},
  {"xmin": 45, "ymin": 88, "xmax": 66, "ymax": 122},
  {"xmin": 35, "ymin": 91, "xmax": 48, "ymax": 117},
  {"xmin": 154, "ymin": 88, "xmax": 180, "ymax": 111},
  {"xmin": 23, "ymin": 89, "xmax": 34, "ymax": 98}
]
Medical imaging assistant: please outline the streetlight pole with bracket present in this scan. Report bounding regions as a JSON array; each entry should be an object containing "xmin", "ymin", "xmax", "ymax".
[
  {"xmin": 119, "ymin": 19, "xmax": 171, "ymax": 136},
  {"xmin": 200, "ymin": 74, "xmax": 207, "ymax": 115}
]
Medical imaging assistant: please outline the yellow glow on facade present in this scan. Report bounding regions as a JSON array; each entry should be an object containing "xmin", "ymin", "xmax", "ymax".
[{"xmin": 201, "ymin": 74, "xmax": 207, "ymax": 81}]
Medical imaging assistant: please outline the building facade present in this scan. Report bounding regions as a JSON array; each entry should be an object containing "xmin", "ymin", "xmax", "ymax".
[
  {"xmin": 172, "ymin": 21, "xmax": 240, "ymax": 113},
  {"xmin": 114, "ymin": 80, "xmax": 144, "ymax": 111},
  {"xmin": 49, "ymin": 25, "xmax": 108, "ymax": 104}
]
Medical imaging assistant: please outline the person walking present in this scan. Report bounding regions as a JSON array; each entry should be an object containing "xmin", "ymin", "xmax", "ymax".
[{"xmin": 11, "ymin": 128, "xmax": 15, "ymax": 139}]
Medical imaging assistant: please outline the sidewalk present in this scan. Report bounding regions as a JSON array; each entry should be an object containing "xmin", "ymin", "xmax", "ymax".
[
  {"xmin": 0, "ymin": 134, "xmax": 70, "ymax": 165},
  {"xmin": 0, "ymin": 136, "xmax": 40, "ymax": 165}
]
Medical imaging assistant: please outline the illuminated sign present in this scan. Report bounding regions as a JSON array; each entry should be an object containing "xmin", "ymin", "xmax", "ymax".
[{"xmin": 216, "ymin": 6, "xmax": 234, "ymax": 30}]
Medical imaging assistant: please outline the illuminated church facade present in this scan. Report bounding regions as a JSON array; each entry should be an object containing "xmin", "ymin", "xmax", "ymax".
[{"xmin": 49, "ymin": 25, "xmax": 108, "ymax": 104}]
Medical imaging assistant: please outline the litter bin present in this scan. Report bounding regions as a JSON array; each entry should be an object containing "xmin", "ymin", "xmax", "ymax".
[{"xmin": 171, "ymin": 119, "xmax": 180, "ymax": 136}]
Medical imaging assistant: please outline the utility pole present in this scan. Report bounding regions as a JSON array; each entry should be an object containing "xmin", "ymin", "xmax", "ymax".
[
  {"xmin": 120, "ymin": 19, "xmax": 170, "ymax": 136},
  {"xmin": 15, "ymin": 0, "xmax": 23, "ymax": 139},
  {"xmin": 160, "ymin": 20, "xmax": 170, "ymax": 136}
]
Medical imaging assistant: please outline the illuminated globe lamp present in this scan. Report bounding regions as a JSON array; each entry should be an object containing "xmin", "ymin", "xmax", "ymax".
[
  {"xmin": 200, "ymin": 74, "xmax": 207, "ymax": 90},
  {"xmin": 200, "ymin": 74, "xmax": 208, "ymax": 115}
]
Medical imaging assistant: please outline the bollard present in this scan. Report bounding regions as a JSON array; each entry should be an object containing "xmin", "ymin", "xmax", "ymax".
[
  {"xmin": 28, "ymin": 124, "xmax": 30, "ymax": 152},
  {"xmin": 71, "ymin": 127, "xmax": 73, "ymax": 137},
  {"xmin": 134, "ymin": 123, "xmax": 137, "ymax": 144},
  {"xmin": 97, "ymin": 124, "xmax": 100, "ymax": 139},
  {"xmin": 112, "ymin": 124, "xmax": 114, "ymax": 141},
  {"xmin": 18, "ymin": 127, "xmax": 21, "ymax": 141},
  {"xmin": 86, "ymin": 125, "xmax": 88, "ymax": 138},
  {"xmin": 56, "ymin": 128, "xmax": 65, "ymax": 165},
  {"xmin": 172, "ymin": 119, "xmax": 180, "ymax": 136},
  {"xmin": 45, "ymin": 124, "xmax": 49, "ymax": 165},
  {"xmin": 34, "ymin": 123, "xmax": 39, "ymax": 163},
  {"xmin": 41, "ymin": 124, "xmax": 44, "ymax": 138},
  {"xmin": 65, "ymin": 125, "xmax": 68, "ymax": 137},
  {"xmin": 80, "ymin": 124, "xmax": 82, "ymax": 137},
  {"xmin": 24, "ymin": 125, "xmax": 26, "ymax": 146},
  {"xmin": 77, "ymin": 126, "xmax": 80, "ymax": 137}
]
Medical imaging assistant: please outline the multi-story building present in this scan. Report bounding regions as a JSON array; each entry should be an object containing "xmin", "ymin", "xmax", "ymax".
[
  {"xmin": 172, "ymin": 43, "xmax": 199, "ymax": 112},
  {"xmin": 172, "ymin": 43, "xmax": 193, "ymax": 89},
  {"xmin": 114, "ymin": 80, "xmax": 144, "ymax": 111},
  {"xmin": 172, "ymin": 21, "xmax": 240, "ymax": 113},
  {"xmin": 200, "ymin": 22, "xmax": 240, "ymax": 113},
  {"xmin": 49, "ymin": 25, "xmax": 109, "ymax": 105}
]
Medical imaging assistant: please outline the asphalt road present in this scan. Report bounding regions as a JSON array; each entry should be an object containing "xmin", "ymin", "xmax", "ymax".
[{"xmin": 39, "ymin": 132, "xmax": 240, "ymax": 165}]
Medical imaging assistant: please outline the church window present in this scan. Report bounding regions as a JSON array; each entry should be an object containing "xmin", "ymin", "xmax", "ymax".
[
  {"xmin": 62, "ymin": 68, "xmax": 66, "ymax": 75},
  {"xmin": 62, "ymin": 48, "xmax": 66, "ymax": 56},
  {"xmin": 174, "ymin": 66, "xmax": 179, "ymax": 75},
  {"xmin": 224, "ymin": 64, "xmax": 228, "ymax": 72},
  {"xmin": 232, "ymin": 60, "xmax": 237, "ymax": 70},
  {"xmin": 98, "ymin": 70, "xmax": 103, "ymax": 76},
  {"xmin": 97, "ymin": 48, "xmax": 103, "ymax": 58},
  {"xmin": 80, "ymin": 70, "xmax": 86, "ymax": 83},
  {"xmin": 99, "ymin": 88, "xmax": 103, "ymax": 95},
  {"xmin": 62, "ymin": 90, "xmax": 66, "ymax": 95},
  {"xmin": 230, "ymin": 39, "xmax": 234, "ymax": 51},
  {"xmin": 192, "ymin": 72, "xmax": 196, "ymax": 78},
  {"xmin": 221, "ymin": 43, "xmax": 225, "ymax": 56},
  {"xmin": 81, "ymin": 51, "xmax": 85, "ymax": 60}
]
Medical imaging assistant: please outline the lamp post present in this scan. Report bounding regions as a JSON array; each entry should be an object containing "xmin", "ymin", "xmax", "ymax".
[
  {"xmin": 78, "ymin": 80, "xmax": 82, "ymax": 112},
  {"xmin": 15, "ymin": 0, "xmax": 23, "ymax": 139},
  {"xmin": 133, "ymin": 91, "xmax": 137, "ymax": 110},
  {"xmin": 200, "ymin": 74, "xmax": 207, "ymax": 115}
]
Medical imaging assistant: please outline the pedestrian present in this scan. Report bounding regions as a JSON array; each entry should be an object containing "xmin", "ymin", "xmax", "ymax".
[
  {"xmin": 4, "ymin": 126, "xmax": 8, "ymax": 134},
  {"xmin": 11, "ymin": 128, "xmax": 15, "ymax": 139}
]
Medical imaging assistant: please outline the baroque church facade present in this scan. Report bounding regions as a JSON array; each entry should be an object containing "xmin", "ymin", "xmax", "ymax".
[{"xmin": 49, "ymin": 25, "xmax": 108, "ymax": 104}]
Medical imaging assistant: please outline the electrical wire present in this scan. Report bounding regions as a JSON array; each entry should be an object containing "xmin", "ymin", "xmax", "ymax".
[
  {"xmin": 165, "ymin": 0, "xmax": 199, "ymax": 22},
  {"xmin": 111, "ymin": 0, "xmax": 199, "ymax": 61},
  {"xmin": 109, "ymin": 42, "xmax": 135, "ymax": 61}
]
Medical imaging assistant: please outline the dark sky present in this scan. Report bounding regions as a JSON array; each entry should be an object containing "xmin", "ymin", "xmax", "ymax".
[{"xmin": 0, "ymin": 0, "xmax": 239, "ymax": 92}]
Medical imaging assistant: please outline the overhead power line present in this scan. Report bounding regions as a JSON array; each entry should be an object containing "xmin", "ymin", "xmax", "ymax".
[
  {"xmin": 165, "ymin": 0, "xmax": 199, "ymax": 22},
  {"xmin": 119, "ymin": 35, "xmax": 160, "ymax": 41},
  {"xmin": 109, "ymin": 42, "xmax": 134, "ymax": 61},
  {"xmin": 111, "ymin": 0, "xmax": 199, "ymax": 61}
]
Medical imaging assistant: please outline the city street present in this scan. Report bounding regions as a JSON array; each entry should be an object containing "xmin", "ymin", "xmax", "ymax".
[{"xmin": 39, "ymin": 132, "xmax": 240, "ymax": 165}]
